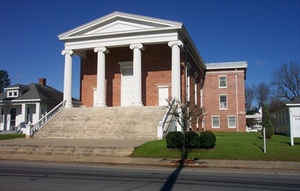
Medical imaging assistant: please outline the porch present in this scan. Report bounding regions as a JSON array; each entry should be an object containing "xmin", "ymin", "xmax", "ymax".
[{"xmin": 0, "ymin": 103, "xmax": 44, "ymax": 131}]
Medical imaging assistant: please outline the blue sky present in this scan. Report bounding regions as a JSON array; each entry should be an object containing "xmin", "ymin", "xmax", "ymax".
[{"xmin": 0, "ymin": 0, "xmax": 299, "ymax": 98}]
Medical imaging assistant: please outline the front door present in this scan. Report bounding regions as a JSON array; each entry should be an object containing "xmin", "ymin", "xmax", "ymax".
[
  {"xmin": 10, "ymin": 108, "xmax": 16, "ymax": 130},
  {"xmin": 120, "ymin": 62, "xmax": 135, "ymax": 106},
  {"xmin": 158, "ymin": 86, "xmax": 169, "ymax": 106}
]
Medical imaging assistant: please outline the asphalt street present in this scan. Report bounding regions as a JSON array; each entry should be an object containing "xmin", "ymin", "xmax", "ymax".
[{"xmin": 0, "ymin": 160, "xmax": 300, "ymax": 191}]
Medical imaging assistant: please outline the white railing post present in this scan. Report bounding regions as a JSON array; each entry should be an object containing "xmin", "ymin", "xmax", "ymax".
[
  {"xmin": 24, "ymin": 123, "xmax": 31, "ymax": 137},
  {"xmin": 29, "ymin": 100, "xmax": 66, "ymax": 136},
  {"xmin": 157, "ymin": 123, "xmax": 163, "ymax": 139}
]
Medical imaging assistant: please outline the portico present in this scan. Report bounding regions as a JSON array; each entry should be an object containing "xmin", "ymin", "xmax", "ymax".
[{"xmin": 59, "ymin": 12, "xmax": 204, "ymax": 108}]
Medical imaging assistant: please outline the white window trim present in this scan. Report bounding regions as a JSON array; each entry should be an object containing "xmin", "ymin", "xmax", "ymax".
[
  {"xmin": 7, "ymin": 90, "xmax": 19, "ymax": 98},
  {"xmin": 211, "ymin": 115, "xmax": 220, "ymax": 128},
  {"xmin": 219, "ymin": 94, "xmax": 228, "ymax": 110},
  {"xmin": 218, "ymin": 75, "xmax": 227, "ymax": 88},
  {"xmin": 227, "ymin": 115, "xmax": 237, "ymax": 128},
  {"xmin": 157, "ymin": 84, "xmax": 169, "ymax": 88}
]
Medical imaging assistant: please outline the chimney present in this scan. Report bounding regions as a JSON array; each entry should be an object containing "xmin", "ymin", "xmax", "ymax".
[{"xmin": 39, "ymin": 78, "xmax": 47, "ymax": 86}]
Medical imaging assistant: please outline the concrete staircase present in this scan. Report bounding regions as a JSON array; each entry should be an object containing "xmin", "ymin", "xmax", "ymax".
[
  {"xmin": 0, "ymin": 138, "xmax": 147, "ymax": 158},
  {"xmin": 34, "ymin": 106, "xmax": 166, "ymax": 141}
]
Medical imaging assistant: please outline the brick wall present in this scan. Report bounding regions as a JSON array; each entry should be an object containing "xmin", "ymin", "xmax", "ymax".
[
  {"xmin": 80, "ymin": 44, "xmax": 246, "ymax": 132},
  {"xmin": 202, "ymin": 69, "xmax": 246, "ymax": 132},
  {"xmin": 80, "ymin": 44, "xmax": 173, "ymax": 107}
]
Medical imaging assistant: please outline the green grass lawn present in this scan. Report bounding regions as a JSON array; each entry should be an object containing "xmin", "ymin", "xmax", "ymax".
[
  {"xmin": 132, "ymin": 133, "xmax": 300, "ymax": 161},
  {"xmin": 0, "ymin": 133, "xmax": 25, "ymax": 140}
]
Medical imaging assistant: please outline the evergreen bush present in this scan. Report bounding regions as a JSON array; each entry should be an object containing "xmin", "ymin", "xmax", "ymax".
[
  {"xmin": 184, "ymin": 131, "xmax": 200, "ymax": 148},
  {"xmin": 166, "ymin": 132, "xmax": 184, "ymax": 148},
  {"xmin": 199, "ymin": 131, "xmax": 216, "ymax": 149},
  {"xmin": 262, "ymin": 106, "xmax": 274, "ymax": 139}
]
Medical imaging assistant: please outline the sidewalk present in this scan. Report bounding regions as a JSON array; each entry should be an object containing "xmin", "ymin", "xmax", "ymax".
[{"xmin": 1, "ymin": 153, "xmax": 300, "ymax": 171}]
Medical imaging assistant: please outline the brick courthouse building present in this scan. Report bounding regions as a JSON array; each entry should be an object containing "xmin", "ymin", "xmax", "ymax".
[{"xmin": 59, "ymin": 12, "xmax": 247, "ymax": 132}]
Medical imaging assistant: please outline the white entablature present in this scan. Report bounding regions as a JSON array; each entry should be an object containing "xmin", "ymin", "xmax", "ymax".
[
  {"xmin": 58, "ymin": 11, "xmax": 182, "ymax": 40},
  {"xmin": 58, "ymin": 12, "xmax": 203, "ymax": 68}
]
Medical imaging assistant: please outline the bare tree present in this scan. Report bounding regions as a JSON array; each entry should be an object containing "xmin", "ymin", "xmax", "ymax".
[
  {"xmin": 256, "ymin": 82, "xmax": 270, "ymax": 107},
  {"xmin": 167, "ymin": 99, "xmax": 204, "ymax": 160},
  {"xmin": 273, "ymin": 62, "xmax": 300, "ymax": 101},
  {"xmin": 269, "ymin": 97, "xmax": 285, "ymax": 113},
  {"xmin": 245, "ymin": 85, "xmax": 255, "ymax": 112}
]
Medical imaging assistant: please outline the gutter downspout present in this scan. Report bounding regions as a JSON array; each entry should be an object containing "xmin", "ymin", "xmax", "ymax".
[
  {"xmin": 201, "ymin": 88, "xmax": 205, "ymax": 131},
  {"xmin": 235, "ymin": 70, "xmax": 239, "ymax": 132}
]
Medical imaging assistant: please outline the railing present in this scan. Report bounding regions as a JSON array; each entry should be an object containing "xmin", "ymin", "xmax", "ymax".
[
  {"xmin": 157, "ymin": 99, "xmax": 177, "ymax": 139},
  {"xmin": 30, "ymin": 100, "xmax": 66, "ymax": 136},
  {"xmin": 163, "ymin": 104, "xmax": 178, "ymax": 137}
]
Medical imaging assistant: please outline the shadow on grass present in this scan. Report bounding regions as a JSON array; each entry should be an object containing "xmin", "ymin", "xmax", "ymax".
[{"xmin": 160, "ymin": 148, "xmax": 188, "ymax": 191}]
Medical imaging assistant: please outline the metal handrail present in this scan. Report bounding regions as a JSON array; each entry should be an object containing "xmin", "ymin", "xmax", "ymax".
[
  {"xmin": 163, "ymin": 105, "xmax": 178, "ymax": 137},
  {"xmin": 30, "ymin": 100, "xmax": 66, "ymax": 136},
  {"xmin": 161, "ymin": 99, "xmax": 176, "ymax": 137}
]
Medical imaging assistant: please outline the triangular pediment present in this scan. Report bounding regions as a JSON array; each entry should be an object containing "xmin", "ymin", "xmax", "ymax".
[
  {"xmin": 85, "ymin": 20, "xmax": 157, "ymax": 35},
  {"xmin": 58, "ymin": 12, "xmax": 182, "ymax": 40}
]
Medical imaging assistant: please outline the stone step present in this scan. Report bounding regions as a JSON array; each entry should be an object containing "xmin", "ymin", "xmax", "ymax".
[
  {"xmin": 34, "ymin": 106, "xmax": 166, "ymax": 140},
  {"xmin": 0, "ymin": 143, "xmax": 133, "ymax": 157}
]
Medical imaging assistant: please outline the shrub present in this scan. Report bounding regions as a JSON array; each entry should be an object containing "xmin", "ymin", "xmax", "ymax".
[
  {"xmin": 265, "ymin": 119, "xmax": 274, "ymax": 139},
  {"xmin": 199, "ymin": 131, "xmax": 216, "ymax": 149},
  {"xmin": 262, "ymin": 106, "xmax": 274, "ymax": 139},
  {"xmin": 166, "ymin": 132, "xmax": 184, "ymax": 148},
  {"xmin": 184, "ymin": 131, "xmax": 200, "ymax": 148}
]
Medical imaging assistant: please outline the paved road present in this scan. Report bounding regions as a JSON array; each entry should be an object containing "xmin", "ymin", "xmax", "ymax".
[{"xmin": 0, "ymin": 160, "xmax": 300, "ymax": 191}]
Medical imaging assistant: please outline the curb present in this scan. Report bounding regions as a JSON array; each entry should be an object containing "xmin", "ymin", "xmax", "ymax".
[{"xmin": 1, "ymin": 154, "xmax": 300, "ymax": 171}]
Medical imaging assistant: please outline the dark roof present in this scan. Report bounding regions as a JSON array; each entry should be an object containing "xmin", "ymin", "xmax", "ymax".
[
  {"xmin": 6, "ymin": 84, "xmax": 25, "ymax": 89},
  {"xmin": 0, "ymin": 83, "xmax": 63, "ymax": 103},
  {"xmin": 0, "ymin": 92, "xmax": 4, "ymax": 100},
  {"xmin": 287, "ymin": 97, "xmax": 300, "ymax": 105}
]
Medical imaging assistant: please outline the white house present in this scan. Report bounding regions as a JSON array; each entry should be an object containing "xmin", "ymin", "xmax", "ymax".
[
  {"xmin": 246, "ymin": 107, "xmax": 262, "ymax": 132},
  {"xmin": 0, "ymin": 78, "xmax": 63, "ymax": 132},
  {"xmin": 274, "ymin": 97, "xmax": 300, "ymax": 146}
]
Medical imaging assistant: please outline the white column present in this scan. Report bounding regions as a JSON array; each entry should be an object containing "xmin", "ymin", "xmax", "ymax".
[
  {"xmin": 94, "ymin": 47, "xmax": 108, "ymax": 107},
  {"xmin": 62, "ymin": 49, "xmax": 73, "ymax": 108},
  {"xmin": 168, "ymin": 40, "xmax": 183, "ymax": 102},
  {"xmin": 36, "ymin": 102, "xmax": 40, "ymax": 122},
  {"xmin": 21, "ymin": 104, "xmax": 26, "ymax": 123},
  {"xmin": 130, "ymin": 43, "xmax": 143, "ymax": 106}
]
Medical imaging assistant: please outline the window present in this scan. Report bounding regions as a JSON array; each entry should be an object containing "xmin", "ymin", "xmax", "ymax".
[
  {"xmin": 219, "ymin": 76, "xmax": 227, "ymax": 88},
  {"xmin": 219, "ymin": 95, "xmax": 227, "ymax": 109},
  {"xmin": 6, "ymin": 90, "xmax": 19, "ymax": 98},
  {"xmin": 228, "ymin": 116, "xmax": 236, "ymax": 128},
  {"xmin": 212, "ymin": 116, "xmax": 220, "ymax": 128}
]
